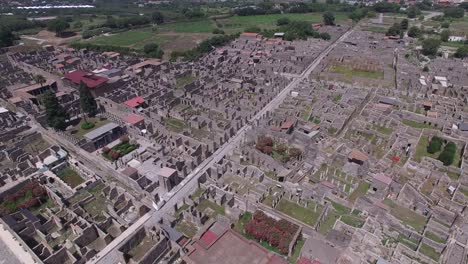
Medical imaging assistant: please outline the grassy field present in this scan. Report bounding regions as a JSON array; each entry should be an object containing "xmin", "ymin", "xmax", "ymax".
[
  {"xmin": 57, "ymin": 167, "xmax": 85, "ymax": 188},
  {"xmin": 196, "ymin": 199, "xmax": 225, "ymax": 218},
  {"xmin": 165, "ymin": 117, "xmax": 188, "ymax": 133},
  {"xmin": 176, "ymin": 75, "xmax": 197, "ymax": 88},
  {"xmin": 329, "ymin": 65, "xmax": 384, "ymax": 79},
  {"xmin": 424, "ymin": 231, "xmax": 446, "ymax": 244},
  {"xmin": 159, "ymin": 19, "xmax": 215, "ymax": 33},
  {"xmin": 402, "ymin": 119, "xmax": 435, "ymax": 129},
  {"xmin": 318, "ymin": 211, "xmax": 340, "ymax": 235},
  {"xmin": 71, "ymin": 117, "xmax": 110, "ymax": 138},
  {"xmin": 81, "ymin": 12, "xmax": 349, "ymax": 55},
  {"xmin": 384, "ymin": 199, "xmax": 427, "ymax": 232},
  {"xmin": 419, "ymin": 243, "xmax": 441, "ymax": 261},
  {"xmin": 276, "ymin": 199, "xmax": 323, "ymax": 226},
  {"xmin": 348, "ymin": 181, "xmax": 370, "ymax": 203}
]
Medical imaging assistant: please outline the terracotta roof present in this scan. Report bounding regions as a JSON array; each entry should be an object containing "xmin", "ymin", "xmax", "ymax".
[
  {"xmin": 297, "ymin": 257, "xmax": 313, "ymax": 264},
  {"xmin": 122, "ymin": 166, "xmax": 138, "ymax": 177},
  {"xmin": 423, "ymin": 101, "xmax": 433, "ymax": 107},
  {"xmin": 281, "ymin": 120, "xmax": 294, "ymax": 129},
  {"xmin": 321, "ymin": 181, "xmax": 335, "ymax": 189},
  {"xmin": 123, "ymin": 96, "xmax": 145, "ymax": 108},
  {"xmin": 64, "ymin": 70, "xmax": 108, "ymax": 88},
  {"xmin": 348, "ymin": 149, "xmax": 369, "ymax": 162},
  {"xmin": 124, "ymin": 113, "xmax": 144, "ymax": 125},
  {"xmin": 373, "ymin": 173, "xmax": 392, "ymax": 185}
]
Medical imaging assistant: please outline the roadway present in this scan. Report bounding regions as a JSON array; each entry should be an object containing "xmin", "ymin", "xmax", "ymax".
[{"xmin": 90, "ymin": 27, "xmax": 355, "ymax": 264}]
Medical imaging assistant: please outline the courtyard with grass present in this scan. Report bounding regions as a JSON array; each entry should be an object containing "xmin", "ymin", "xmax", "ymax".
[
  {"xmin": 275, "ymin": 198, "xmax": 323, "ymax": 226},
  {"xmin": 414, "ymin": 136, "xmax": 461, "ymax": 167},
  {"xmin": 70, "ymin": 117, "xmax": 110, "ymax": 138},
  {"xmin": 329, "ymin": 65, "xmax": 384, "ymax": 80},
  {"xmin": 56, "ymin": 167, "xmax": 85, "ymax": 188},
  {"xmin": 384, "ymin": 199, "xmax": 427, "ymax": 232}
]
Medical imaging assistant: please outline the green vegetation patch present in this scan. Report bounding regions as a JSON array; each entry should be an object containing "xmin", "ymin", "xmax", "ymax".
[
  {"xmin": 165, "ymin": 117, "xmax": 188, "ymax": 133},
  {"xmin": 419, "ymin": 243, "xmax": 441, "ymax": 261},
  {"xmin": 176, "ymin": 75, "xmax": 197, "ymax": 88},
  {"xmin": 329, "ymin": 65, "xmax": 383, "ymax": 79},
  {"xmin": 348, "ymin": 181, "xmax": 370, "ymax": 203},
  {"xmin": 57, "ymin": 167, "xmax": 85, "ymax": 188},
  {"xmin": 317, "ymin": 210, "xmax": 340, "ymax": 235},
  {"xmin": 341, "ymin": 215, "xmax": 365, "ymax": 228},
  {"xmin": 276, "ymin": 199, "xmax": 323, "ymax": 226},
  {"xmin": 196, "ymin": 199, "xmax": 225, "ymax": 218},
  {"xmin": 424, "ymin": 231, "xmax": 446, "ymax": 244},
  {"xmin": 72, "ymin": 117, "xmax": 110, "ymax": 138},
  {"xmin": 402, "ymin": 119, "xmax": 435, "ymax": 129},
  {"xmin": 373, "ymin": 125, "xmax": 393, "ymax": 135},
  {"xmin": 384, "ymin": 199, "xmax": 427, "ymax": 232}
]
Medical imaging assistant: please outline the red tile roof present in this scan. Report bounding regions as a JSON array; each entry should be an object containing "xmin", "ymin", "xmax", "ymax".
[
  {"xmin": 64, "ymin": 70, "xmax": 108, "ymax": 88},
  {"xmin": 124, "ymin": 114, "xmax": 144, "ymax": 125},
  {"xmin": 281, "ymin": 120, "xmax": 294, "ymax": 129},
  {"xmin": 373, "ymin": 173, "xmax": 392, "ymax": 186},
  {"xmin": 123, "ymin": 96, "xmax": 145, "ymax": 108}
]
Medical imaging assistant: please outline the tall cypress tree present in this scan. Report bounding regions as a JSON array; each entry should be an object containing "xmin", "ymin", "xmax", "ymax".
[
  {"xmin": 79, "ymin": 81, "xmax": 97, "ymax": 118},
  {"xmin": 42, "ymin": 91, "xmax": 69, "ymax": 130}
]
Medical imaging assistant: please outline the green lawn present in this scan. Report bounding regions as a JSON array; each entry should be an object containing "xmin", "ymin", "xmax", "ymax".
[
  {"xmin": 317, "ymin": 210, "xmax": 340, "ymax": 235},
  {"xmin": 348, "ymin": 181, "xmax": 370, "ymax": 203},
  {"xmin": 192, "ymin": 188, "xmax": 205, "ymax": 199},
  {"xmin": 165, "ymin": 117, "xmax": 188, "ymax": 133},
  {"xmin": 329, "ymin": 200, "xmax": 351, "ymax": 215},
  {"xmin": 419, "ymin": 243, "xmax": 441, "ymax": 261},
  {"xmin": 398, "ymin": 235, "xmax": 419, "ymax": 251},
  {"xmin": 196, "ymin": 199, "xmax": 225, "ymax": 218},
  {"xmin": 159, "ymin": 19, "xmax": 215, "ymax": 33},
  {"xmin": 424, "ymin": 231, "xmax": 446, "ymax": 244},
  {"xmin": 289, "ymin": 239, "xmax": 305, "ymax": 263},
  {"xmin": 57, "ymin": 167, "xmax": 85, "ymax": 188},
  {"xmin": 276, "ymin": 199, "xmax": 323, "ymax": 226},
  {"xmin": 364, "ymin": 26, "xmax": 388, "ymax": 33},
  {"xmin": 175, "ymin": 220, "xmax": 198, "ymax": 237},
  {"xmin": 84, "ymin": 28, "xmax": 177, "ymax": 48},
  {"xmin": 402, "ymin": 119, "xmax": 435, "ymax": 129},
  {"xmin": 233, "ymin": 212, "xmax": 252, "ymax": 234},
  {"xmin": 384, "ymin": 199, "xmax": 427, "ymax": 232},
  {"xmin": 176, "ymin": 75, "xmax": 197, "ymax": 88},
  {"xmin": 373, "ymin": 125, "xmax": 393, "ymax": 135},
  {"xmin": 341, "ymin": 215, "xmax": 365, "ymax": 228},
  {"xmin": 329, "ymin": 65, "xmax": 384, "ymax": 79},
  {"xmin": 218, "ymin": 12, "xmax": 348, "ymax": 33},
  {"xmin": 71, "ymin": 117, "xmax": 110, "ymax": 138}
]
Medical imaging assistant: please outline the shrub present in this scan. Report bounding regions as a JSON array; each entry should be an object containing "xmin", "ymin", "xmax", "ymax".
[
  {"xmin": 102, "ymin": 147, "xmax": 110, "ymax": 154},
  {"xmin": 276, "ymin": 17, "xmax": 291, "ymax": 26},
  {"xmin": 81, "ymin": 122, "xmax": 95, "ymax": 130},
  {"xmin": 437, "ymin": 142, "xmax": 457, "ymax": 166},
  {"xmin": 421, "ymin": 38, "xmax": 441, "ymax": 56},
  {"xmin": 212, "ymin": 28, "xmax": 225, "ymax": 34},
  {"xmin": 427, "ymin": 136, "xmax": 443, "ymax": 154}
]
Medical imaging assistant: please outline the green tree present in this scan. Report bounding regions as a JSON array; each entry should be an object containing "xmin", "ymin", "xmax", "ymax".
[
  {"xmin": 441, "ymin": 21, "xmax": 450, "ymax": 28},
  {"xmin": 408, "ymin": 26, "xmax": 421, "ymax": 38},
  {"xmin": 400, "ymin": 19, "xmax": 409, "ymax": 30},
  {"xmin": 407, "ymin": 6, "xmax": 420, "ymax": 18},
  {"xmin": 47, "ymin": 19, "xmax": 70, "ymax": 37},
  {"xmin": 386, "ymin": 23, "xmax": 401, "ymax": 36},
  {"xmin": 73, "ymin": 21, "xmax": 83, "ymax": 29},
  {"xmin": 443, "ymin": 7, "xmax": 464, "ymax": 18},
  {"xmin": 421, "ymin": 38, "xmax": 441, "ymax": 56},
  {"xmin": 143, "ymin": 43, "xmax": 163, "ymax": 58},
  {"xmin": 323, "ymin": 12, "xmax": 335, "ymax": 26},
  {"xmin": 427, "ymin": 136, "xmax": 443, "ymax": 154},
  {"xmin": 79, "ymin": 82, "xmax": 97, "ymax": 118},
  {"xmin": 440, "ymin": 29, "xmax": 450, "ymax": 42},
  {"xmin": 454, "ymin": 45, "xmax": 468, "ymax": 58},
  {"xmin": 151, "ymin": 11, "xmax": 164, "ymax": 24},
  {"xmin": 437, "ymin": 142, "xmax": 456, "ymax": 166},
  {"xmin": 34, "ymin": 74, "xmax": 46, "ymax": 87},
  {"xmin": 42, "ymin": 91, "xmax": 69, "ymax": 130},
  {"xmin": 276, "ymin": 17, "xmax": 291, "ymax": 26},
  {"xmin": 0, "ymin": 27, "xmax": 14, "ymax": 48}
]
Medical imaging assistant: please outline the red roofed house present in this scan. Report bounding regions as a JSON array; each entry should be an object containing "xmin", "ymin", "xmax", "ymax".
[
  {"xmin": 124, "ymin": 113, "xmax": 145, "ymax": 128},
  {"xmin": 281, "ymin": 119, "xmax": 295, "ymax": 134},
  {"xmin": 348, "ymin": 149, "xmax": 369, "ymax": 165},
  {"xmin": 63, "ymin": 70, "xmax": 109, "ymax": 97},
  {"xmin": 123, "ymin": 96, "xmax": 146, "ymax": 109},
  {"xmin": 371, "ymin": 173, "xmax": 393, "ymax": 197}
]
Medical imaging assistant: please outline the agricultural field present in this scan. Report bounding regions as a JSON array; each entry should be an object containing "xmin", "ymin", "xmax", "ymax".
[{"xmin": 79, "ymin": 12, "xmax": 350, "ymax": 56}]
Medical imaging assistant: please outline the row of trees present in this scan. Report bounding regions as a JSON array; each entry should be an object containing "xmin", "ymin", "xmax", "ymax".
[
  {"xmin": 171, "ymin": 34, "xmax": 236, "ymax": 61},
  {"xmin": 244, "ymin": 211, "xmax": 299, "ymax": 255},
  {"xmin": 42, "ymin": 79, "xmax": 97, "ymax": 130}
]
